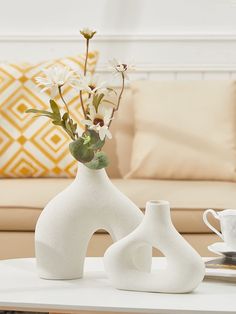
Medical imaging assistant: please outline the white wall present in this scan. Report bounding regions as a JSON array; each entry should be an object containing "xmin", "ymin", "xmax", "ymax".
[
  {"xmin": 0, "ymin": 0, "xmax": 236, "ymax": 80},
  {"xmin": 1, "ymin": 0, "xmax": 236, "ymax": 34}
]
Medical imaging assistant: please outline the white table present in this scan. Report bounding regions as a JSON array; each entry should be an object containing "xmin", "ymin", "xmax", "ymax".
[{"xmin": 0, "ymin": 257, "xmax": 235, "ymax": 314}]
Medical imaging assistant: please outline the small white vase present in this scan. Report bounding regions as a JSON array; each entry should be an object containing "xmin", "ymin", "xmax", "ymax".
[
  {"xmin": 35, "ymin": 163, "xmax": 151, "ymax": 279},
  {"xmin": 104, "ymin": 200, "xmax": 205, "ymax": 293}
]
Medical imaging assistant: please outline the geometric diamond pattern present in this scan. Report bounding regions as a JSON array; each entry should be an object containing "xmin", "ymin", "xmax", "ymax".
[{"xmin": 0, "ymin": 52, "xmax": 99, "ymax": 177}]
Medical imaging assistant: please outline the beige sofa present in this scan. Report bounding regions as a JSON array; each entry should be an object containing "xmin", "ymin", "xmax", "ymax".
[{"xmin": 2, "ymin": 82, "xmax": 235, "ymax": 260}]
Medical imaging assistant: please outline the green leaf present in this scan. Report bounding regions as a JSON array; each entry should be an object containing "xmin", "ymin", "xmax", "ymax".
[
  {"xmin": 72, "ymin": 123, "xmax": 77, "ymax": 132},
  {"xmin": 52, "ymin": 120, "xmax": 62, "ymax": 126},
  {"xmin": 97, "ymin": 93, "xmax": 105, "ymax": 105},
  {"xmin": 60, "ymin": 112, "xmax": 77, "ymax": 139},
  {"xmin": 92, "ymin": 93, "xmax": 105, "ymax": 110},
  {"xmin": 50, "ymin": 100, "xmax": 61, "ymax": 119},
  {"xmin": 33, "ymin": 114, "xmax": 54, "ymax": 119},
  {"xmin": 83, "ymin": 134, "xmax": 91, "ymax": 145},
  {"xmin": 26, "ymin": 105, "xmax": 77, "ymax": 141},
  {"xmin": 85, "ymin": 151, "xmax": 109, "ymax": 170},
  {"xmin": 62, "ymin": 112, "xmax": 69, "ymax": 121},
  {"xmin": 92, "ymin": 94, "xmax": 98, "ymax": 109},
  {"xmin": 83, "ymin": 129, "xmax": 105, "ymax": 150},
  {"xmin": 69, "ymin": 138, "xmax": 94, "ymax": 163},
  {"xmin": 65, "ymin": 128, "xmax": 74, "ymax": 140},
  {"xmin": 107, "ymin": 87, "xmax": 117, "ymax": 95},
  {"xmin": 26, "ymin": 108, "xmax": 54, "ymax": 117},
  {"xmin": 65, "ymin": 119, "xmax": 73, "ymax": 134},
  {"xmin": 102, "ymin": 99, "xmax": 116, "ymax": 106}
]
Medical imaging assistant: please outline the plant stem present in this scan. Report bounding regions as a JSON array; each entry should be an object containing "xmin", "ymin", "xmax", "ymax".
[
  {"xmin": 58, "ymin": 86, "xmax": 70, "ymax": 115},
  {"xmin": 84, "ymin": 39, "xmax": 89, "ymax": 76},
  {"xmin": 58, "ymin": 86, "xmax": 77, "ymax": 140},
  {"xmin": 80, "ymin": 38, "xmax": 90, "ymax": 120},
  {"xmin": 108, "ymin": 72, "xmax": 125, "ymax": 128},
  {"xmin": 80, "ymin": 91, "xmax": 87, "ymax": 119},
  {"xmin": 116, "ymin": 72, "xmax": 125, "ymax": 112}
]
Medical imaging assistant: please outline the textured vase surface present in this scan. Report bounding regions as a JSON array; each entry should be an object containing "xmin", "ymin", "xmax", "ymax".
[
  {"xmin": 104, "ymin": 200, "xmax": 205, "ymax": 293},
  {"xmin": 35, "ymin": 163, "xmax": 151, "ymax": 279}
]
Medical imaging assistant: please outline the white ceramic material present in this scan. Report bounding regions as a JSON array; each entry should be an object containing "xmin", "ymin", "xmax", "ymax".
[
  {"xmin": 203, "ymin": 209, "xmax": 236, "ymax": 250},
  {"xmin": 104, "ymin": 200, "xmax": 205, "ymax": 293},
  {"xmin": 208, "ymin": 242, "xmax": 236, "ymax": 258},
  {"xmin": 35, "ymin": 164, "xmax": 151, "ymax": 280}
]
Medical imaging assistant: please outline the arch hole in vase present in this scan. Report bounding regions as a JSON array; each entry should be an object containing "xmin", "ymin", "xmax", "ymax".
[
  {"xmin": 153, "ymin": 247, "xmax": 163, "ymax": 257},
  {"xmin": 151, "ymin": 249, "xmax": 167, "ymax": 273},
  {"xmin": 132, "ymin": 245, "xmax": 166, "ymax": 273},
  {"xmin": 86, "ymin": 229, "xmax": 113, "ymax": 257}
]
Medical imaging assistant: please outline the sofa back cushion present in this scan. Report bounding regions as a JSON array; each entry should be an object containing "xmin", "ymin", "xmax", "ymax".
[
  {"xmin": 0, "ymin": 52, "xmax": 98, "ymax": 177},
  {"xmin": 126, "ymin": 80, "xmax": 236, "ymax": 181},
  {"xmin": 104, "ymin": 87, "xmax": 134, "ymax": 178}
]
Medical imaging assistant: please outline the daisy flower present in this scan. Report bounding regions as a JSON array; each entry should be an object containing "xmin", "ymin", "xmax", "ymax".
[
  {"xmin": 82, "ymin": 103, "xmax": 112, "ymax": 140},
  {"xmin": 36, "ymin": 66, "xmax": 79, "ymax": 98},
  {"xmin": 109, "ymin": 58, "xmax": 135, "ymax": 79},
  {"xmin": 80, "ymin": 27, "xmax": 96, "ymax": 40},
  {"xmin": 76, "ymin": 73, "xmax": 108, "ymax": 95}
]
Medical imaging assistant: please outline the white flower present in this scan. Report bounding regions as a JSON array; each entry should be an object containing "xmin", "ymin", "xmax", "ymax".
[
  {"xmin": 109, "ymin": 58, "xmax": 135, "ymax": 79},
  {"xmin": 76, "ymin": 73, "xmax": 108, "ymax": 95},
  {"xmin": 82, "ymin": 103, "xmax": 112, "ymax": 140},
  {"xmin": 36, "ymin": 66, "xmax": 79, "ymax": 98},
  {"xmin": 80, "ymin": 27, "xmax": 96, "ymax": 39}
]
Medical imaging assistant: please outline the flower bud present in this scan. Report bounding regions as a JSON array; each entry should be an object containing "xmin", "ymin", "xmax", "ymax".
[{"xmin": 80, "ymin": 28, "xmax": 96, "ymax": 40}]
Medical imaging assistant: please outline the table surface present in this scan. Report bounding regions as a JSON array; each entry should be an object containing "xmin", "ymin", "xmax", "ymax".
[{"xmin": 0, "ymin": 257, "xmax": 235, "ymax": 314}]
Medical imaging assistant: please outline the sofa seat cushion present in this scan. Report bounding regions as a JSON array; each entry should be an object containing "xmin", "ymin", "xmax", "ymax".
[
  {"xmin": 1, "ymin": 178, "xmax": 235, "ymax": 232},
  {"xmin": 0, "ymin": 208, "xmax": 41, "ymax": 231}
]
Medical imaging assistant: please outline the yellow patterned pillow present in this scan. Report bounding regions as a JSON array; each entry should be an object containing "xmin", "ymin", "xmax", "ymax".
[{"xmin": 0, "ymin": 52, "xmax": 98, "ymax": 177}]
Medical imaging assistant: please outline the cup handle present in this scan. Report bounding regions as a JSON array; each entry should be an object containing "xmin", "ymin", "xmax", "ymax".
[{"xmin": 203, "ymin": 209, "xmax": 223, "ymax": 240}]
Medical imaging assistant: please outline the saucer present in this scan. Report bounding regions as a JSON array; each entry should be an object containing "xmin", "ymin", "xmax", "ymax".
[{"xmin": 208, "ymin": 242, "xmax": 236, "ymax": 258}]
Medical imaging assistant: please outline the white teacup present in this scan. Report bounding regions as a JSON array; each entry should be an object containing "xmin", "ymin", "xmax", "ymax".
[{"xmin": 203, "ymin": 209, "xmax": 236, "ymax": 250}]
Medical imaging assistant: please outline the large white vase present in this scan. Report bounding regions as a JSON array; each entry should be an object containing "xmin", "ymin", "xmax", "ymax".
[
  {"xmin": 35, "ymin": 163, "xmax": 151, "ymax": 280},
  {"xmin": 104, "ymin": 200, "xmax": 205, "ymax": 293}
]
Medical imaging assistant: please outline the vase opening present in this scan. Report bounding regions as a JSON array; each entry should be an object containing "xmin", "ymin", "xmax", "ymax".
[
  {"xmin": 148, "ymin": 200, "xmax": 169, "ymax": 206},
  {"xmin": 145, "ymin": 200, "xmax": 171, "ymax": 223}
]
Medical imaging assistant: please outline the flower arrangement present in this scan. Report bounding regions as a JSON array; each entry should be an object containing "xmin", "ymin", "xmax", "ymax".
[{"xmin": 26, "ymin": 28, "xmax": 132, "ymax": 170}]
